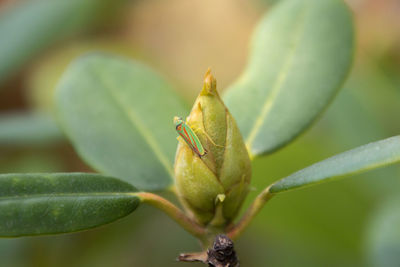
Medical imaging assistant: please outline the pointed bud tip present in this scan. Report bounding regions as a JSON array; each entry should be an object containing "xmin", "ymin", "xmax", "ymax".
[{"xmin": 201, "ymin": 68, "xmax": 217, "ymax": 95}]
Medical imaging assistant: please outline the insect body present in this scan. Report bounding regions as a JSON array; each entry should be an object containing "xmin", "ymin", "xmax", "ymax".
[{"xmin": 174, "ymin": 116, "xmax": 207, "ymax": 157}]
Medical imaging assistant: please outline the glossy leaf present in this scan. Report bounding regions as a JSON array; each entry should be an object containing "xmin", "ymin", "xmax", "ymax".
[
  {"xmin": 269, "ymin": 136, "xmax": 400, "ymax": 193},
  {"xmin": 56, "ymin": 54, "xmax": 188, "ymax": 190},
  {"xmin": 224, "ymin": 0, "xmax": 354, "ymax": 156},
  {"xmin": 0, "ymin": 112, "xmax": 63, "ymax": 146},
  {"xmin": 0, "ymin": 173, "xmax": 139, "ymax": 237},
  {"xmin": 0, "ymin": 0, "xmax": 126, "ymax": 84}
]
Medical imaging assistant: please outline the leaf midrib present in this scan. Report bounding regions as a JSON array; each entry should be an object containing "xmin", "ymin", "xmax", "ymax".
[
  {"xmin": 245, "ymin": 2, "xmax": 309, "ymax": 152},
  {"xmin": 0, "ymin": 192, "xmax": 137, "ymax": 202},
  {"xmin": 93, "ymin": 64, "xmax": 174, "ymax": 180},
  {"xmin": 270, "ymin": 136, "xmax": 400, "ymax": 193}
]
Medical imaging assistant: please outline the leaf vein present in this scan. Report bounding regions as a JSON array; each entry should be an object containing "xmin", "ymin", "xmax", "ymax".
[
  {"xmin": 246, "ymin": 2, "xmax": 309, "ymax": 151},
  {"xmin": 0, "ymin": 192, "xmax": 136, "ymax": 202},
  {"xmin": 93, "ymin": 66, "xmax": 174, "ymax": 180}
]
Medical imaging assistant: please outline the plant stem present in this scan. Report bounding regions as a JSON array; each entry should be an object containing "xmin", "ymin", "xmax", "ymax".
[
  {"xmin": 178, "ymin": 234, "xmax": 239, "ymax": 266},
  {"xmin": 135, "ymin": 192, "xmax": 207, "ymax": 241},
  {"xmin": 227, "ymin": 186, "xmax": 275, "ymax": 240}
]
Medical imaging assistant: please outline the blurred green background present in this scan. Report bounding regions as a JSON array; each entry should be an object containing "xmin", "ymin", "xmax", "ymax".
[{"xmin": 0, "ymin": 0, "xmax": 400, "ymax": 266}]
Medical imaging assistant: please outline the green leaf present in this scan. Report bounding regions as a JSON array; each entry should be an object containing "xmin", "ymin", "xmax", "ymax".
[
  {"xmin": 366, "ymin": 197, "xmax": 400, "ymax": 267},
  {"xmin": 0, "ymin": 0, "xmax": 126, "ymax": 84},
  {"xmin": 269, "ymin": 136, "xmax": 400, "ymax": 193},
  {"xmin": 0, "ymin": 112, "xmax": 63, "ymax": 146},
  {"xmin": 224, "ymin": 0, "xmax": 354, "ymax": 156},
  {"xmin": 26, "ymin": 40, "xmax": 142, "ymax": 113},
  {"xmin": 0, "ymin": 173, "xmax": 139, "ymax": 237},
  {"xmin": 56, "ymin": 54, "xmax": 188, "ymax": 191}
]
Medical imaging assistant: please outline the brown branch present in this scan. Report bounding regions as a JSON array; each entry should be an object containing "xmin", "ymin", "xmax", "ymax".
[{"xmin": 178, "ymin": 234, "xmax": 239, "ymax": 267}]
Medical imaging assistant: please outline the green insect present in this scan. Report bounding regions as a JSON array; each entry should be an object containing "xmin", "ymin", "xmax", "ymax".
[{"xmin": 174, "ymin": 116, "xmax": 207, "ymax": 157}]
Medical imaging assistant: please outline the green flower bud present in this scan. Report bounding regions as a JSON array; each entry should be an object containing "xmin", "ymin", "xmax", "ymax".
[{"xmin": 174, "ymin": 70, "xmax": 251, "ymax": 227}]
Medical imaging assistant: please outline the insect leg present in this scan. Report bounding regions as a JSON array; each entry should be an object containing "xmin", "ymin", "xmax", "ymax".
[{"xmin": 192, "ymin": 127, "xmax": 224, "ymax": 148}]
